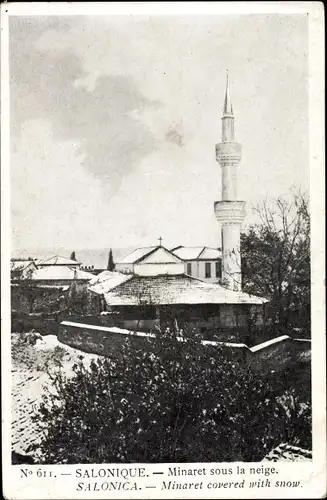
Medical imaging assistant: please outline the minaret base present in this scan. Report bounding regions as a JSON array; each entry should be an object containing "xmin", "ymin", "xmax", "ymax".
[{"xmin": 214, "ymin": 201, "xmax": 246, "ymax": 292}]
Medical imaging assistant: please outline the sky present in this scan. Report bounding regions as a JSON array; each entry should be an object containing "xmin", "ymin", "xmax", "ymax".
[{"xmin": 10, "ymin": 14, "xmax": 309, "ymax": 256}]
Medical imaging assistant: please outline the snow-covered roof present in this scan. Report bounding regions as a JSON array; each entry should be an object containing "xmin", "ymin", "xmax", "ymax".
[
  {"xmin": 88, "ymin": 271, "xmax": 132, "ymax": 294},
  {"xmin": 171, "ymin": 246, "xmax": 222, "ymax": 260},
  {"xmin": 101, "ymin": 274, "xmax": 268, "ymax": 306},
  {"xmin": 116, "ymin": 247, "xmax": 158, "ymax": 264},
  {"xmin": 116, "ymin": 246, "xmax": 184, "ymax": 265},
  {"xmin": 32, "ymin": 265, "xmax": 93, "ymax": 282},
  {"xmin": 37, "ymin": 255, "xmax": 81, "ymax": 266},
  {"xmin": 10, "ymin": 260, "xmax": 37, "ymax": 272}
]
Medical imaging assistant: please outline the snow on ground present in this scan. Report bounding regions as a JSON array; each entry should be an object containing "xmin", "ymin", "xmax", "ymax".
[
  {"xmin": 263, "ymin": 443, "xmax": 312, "ymax": 462},
  {"xmin": 34, "ymin": 334, "xmax": 101, "ymax": 368},
  {"xmin": 12, "ymin": 333, "xmax": 104, "ymax": 457}
]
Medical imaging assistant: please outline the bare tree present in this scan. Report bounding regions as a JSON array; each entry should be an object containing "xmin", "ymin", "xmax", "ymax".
[{"xmin": 241, "ymin": 192, "xmax": 310, "ymax": 330}]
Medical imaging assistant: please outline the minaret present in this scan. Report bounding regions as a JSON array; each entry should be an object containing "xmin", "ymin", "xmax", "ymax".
[{"xmin": 214, "ymin": 72, "xmax": 246, "ymax": 291}]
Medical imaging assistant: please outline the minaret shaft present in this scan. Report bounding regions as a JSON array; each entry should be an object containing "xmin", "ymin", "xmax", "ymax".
[
  {"xmin": 214, "ymin": 74, "xmax": 245, "ymax": 292},
  {"xmin": 222, "ymin": 116, "xmax": 235, "ymax": 142}
]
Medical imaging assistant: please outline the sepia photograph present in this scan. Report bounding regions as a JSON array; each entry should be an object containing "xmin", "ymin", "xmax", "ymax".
[{"xmin": 2, "ymin": 4, "xmax": 324, "ymax": 496}]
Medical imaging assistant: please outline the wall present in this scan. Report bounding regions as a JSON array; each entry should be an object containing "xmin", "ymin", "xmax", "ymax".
[
  {"xmin": 199, "ymin": 260, "xmax": 221, "ymax": 283},
  {"xmin": 58, "ymin": 322, "xmax": 311, "ymax": 377},
  {"xmin": 12, "ymin": 311, "xmax": 61, "ymax": 335},
  {"xmin": 220, "ymin": 304, "xmax": 249, "ymax": 328},
  {"xmin": 185, "ymin": 260, "xmax": 221, "ymax": 284},
  {"xmin": 248, "ymin": 336, "xmax": 311, "ymax": 374},
  {"xmin": 58, "ymin": 321, "xmax": 155, "ymax": 357},
  {"xmin": 115, "ymin": 263, "xmax": 134, "ymax": 274},
  {"xmin": 134, "ymin": 262, "xmax": 185, "ymax": 276},
  {"xmin": 101, "ymin": 303, "xmax": 259, "ymax": 340}
]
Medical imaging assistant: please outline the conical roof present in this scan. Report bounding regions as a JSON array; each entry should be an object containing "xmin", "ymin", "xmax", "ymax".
[{"xmin": 223, "ymin": 71, "xmax": 234, "ymax": 116}]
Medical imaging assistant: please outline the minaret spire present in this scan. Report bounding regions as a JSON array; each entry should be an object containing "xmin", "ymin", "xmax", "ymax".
[
  {"xmin": 221, "ymin": 70, "xmax": 235, "ymax": 142},
  {"xmin": 223, "ymin": 70, "xmax": 233, "ymax": 116}
]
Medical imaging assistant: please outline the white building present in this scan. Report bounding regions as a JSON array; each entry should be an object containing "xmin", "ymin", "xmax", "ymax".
[
  {"xmin": 171, "ymin": 246, "xmax": 222, "ymax": 283},
  {"xmin": 115, "ymin": 246, "xmax": 185, "ymax": 276},
  {"xmin": 36, "ymin": 255, "xmax": 81, "ymax": 269},
  {"xmin": 10, "ymin": 259, "xmax": 38, "ymax": 280}
]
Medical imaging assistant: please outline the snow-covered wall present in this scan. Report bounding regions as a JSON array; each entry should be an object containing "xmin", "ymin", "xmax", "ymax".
[{"xmin": 58, "ymin": 322, "xmax": 311, "ymax": 376}]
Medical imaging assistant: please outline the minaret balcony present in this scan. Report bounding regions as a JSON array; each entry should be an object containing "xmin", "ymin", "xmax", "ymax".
[
  {"xmin": 214, "ymin": 200, "xmax": 246, "ymax": 224},
  {"xmin": 216, "ymin": 142, "xmax": 242, "ymax": 164}
]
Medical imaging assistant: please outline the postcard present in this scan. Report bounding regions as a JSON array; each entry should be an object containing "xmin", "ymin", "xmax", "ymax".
[{"xmin": 1, "ymin": 2, "xmax": 325, "ymax": 498}]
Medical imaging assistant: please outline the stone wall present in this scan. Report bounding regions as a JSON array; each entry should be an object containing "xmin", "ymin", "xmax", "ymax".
[
  {"xmin": 58, "ymin": 321, "xmax": 155, "ymax": 357},
  {"xmin": 58, "ymin": 322, "xmax": 311, "ymax": 376},
  {"xmin": 248, "ymin": 336, "xmax": 311, "ymax": 374},
  {"xmin": 12, "ymin": 312, "xmax": 60, "ymax": 335}
]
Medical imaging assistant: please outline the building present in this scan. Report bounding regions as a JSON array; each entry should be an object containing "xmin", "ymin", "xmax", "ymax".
[
  {"xmin": 89, "ymin": 272, "xmax": 266, "ymax": 340},
  {"xmin": 171, "ymin": 246, "xmax": 222, "ymax": 283},
  {"xmin": 36, "ymin": 255, "xmax": 81, "ymax": 269},
  {"xmin": 11, "ymin": 255, "xmax": 94, "ymax": 315},
  {"xmin": 30, "ymin": 265, "xmax": 94, "ymax": 289},
  {"xmin": 115, "ymin": 245, "xmax": 185, "ymax": 276},
  {"xmin": 10, "ymin": 259, "xmax": 38, "ymax": 280},
  {"xmin": 11, "ymin": 254, "xmax": 93, "ymax": 289},
  {"xmin": 214, "ymin": 72, "xmax": 246, "ymax": 291},
  {"xmin": 89, "ymin": 270, "xmax": 132, "ymax": 293}
]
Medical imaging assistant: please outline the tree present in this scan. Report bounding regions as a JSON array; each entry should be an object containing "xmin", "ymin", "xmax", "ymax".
[
  {"xmin": 11, "ymin": 266, "xmax": 39, "ymax": 314},
  {"xmin": 65, "ymin": 283, "xmax": 97, "ymax": 316},
  {"xmin": 107, "ymin": 248, "xmax": 115, "ymax": 271},
  {"xmin": 70, "ymin": 251, "xmax": 77, "ymax": 261},
  {"xmin": 241, "ymin": 192, "xmax": 310, "ymax": 331},
  {"xmin": 31, "ymin": 328, "xmax": 311, "ymax": 464}
]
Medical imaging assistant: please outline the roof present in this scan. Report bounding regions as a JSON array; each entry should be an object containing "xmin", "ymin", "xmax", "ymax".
[
  {"xmin": 116, "ymin": 247, "xmax": 157, "ymax": 264},
  {"xmin": 10, "ymin": 260, "xmax": 37, "ymax": 272},
  {"xmin": 116, "ymin": 246, "xmax": 184, "ymax": 265},
  {"xmin": 32, "ymin": 265, "xmax": 94, "ymax": 282},
  {"xmin": 88, "ymin": 271, "xmax": 132, "ymax": 294},
  {"xmin": 171, "ymin": 246, "xmax": 222, "ymax": 261},
  {"xmin": 37, "ymin": 255, "xmax": 81, "ymax": 266},
  {"xmin": 101, "ymin": 274, "xmax": 267, "ymax": 306}
]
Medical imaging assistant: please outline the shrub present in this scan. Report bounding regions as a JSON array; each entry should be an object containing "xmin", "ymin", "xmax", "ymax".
[{"xmin": 31, "ymin": 329, "xmax": 311, "ymax": 464}]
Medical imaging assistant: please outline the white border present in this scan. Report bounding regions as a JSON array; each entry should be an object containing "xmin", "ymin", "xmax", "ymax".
[{"xmin": 1, "ymin": 2, "xmax": 325, "ymax": 499}]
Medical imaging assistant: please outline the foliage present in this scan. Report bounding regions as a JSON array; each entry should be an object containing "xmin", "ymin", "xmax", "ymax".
[
  {"xmin": 65, "ymin": 283, "xmax": 100, "ymax": 316},
  {"xmin": 31, "ymin": 328, "xmax": 311, "ymax": 464},
  {"xmin": 65, "ymin": 284, "xmax": 89, "ymax": 315},
  {"xmin": 11, "ymin": 265, "xmax": 65, "ymax": 315},
  {"xmin": 70, "ymin": 251, "xmax": 77, "ymax": 261},
  {"xmin": 107, "ymin": 248, "xmax": 115, "ymax": 271},
  {"xmin": 11, "ymin": 267, "xmax": 41, "ymax": 314},
  {"xmin": 241, "ymin": 192, "xmax": 310, "ymax": 330}
]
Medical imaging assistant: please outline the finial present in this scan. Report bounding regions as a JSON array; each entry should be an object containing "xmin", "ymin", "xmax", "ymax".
[{"xmin": 158, "ymin": 236, "xmax": 163, "ymax": 246}]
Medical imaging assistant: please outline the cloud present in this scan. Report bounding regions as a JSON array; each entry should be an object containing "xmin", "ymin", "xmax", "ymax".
[{"xmin": 10, "ymin": 16, "xmax": 161, "ymax": 194}]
